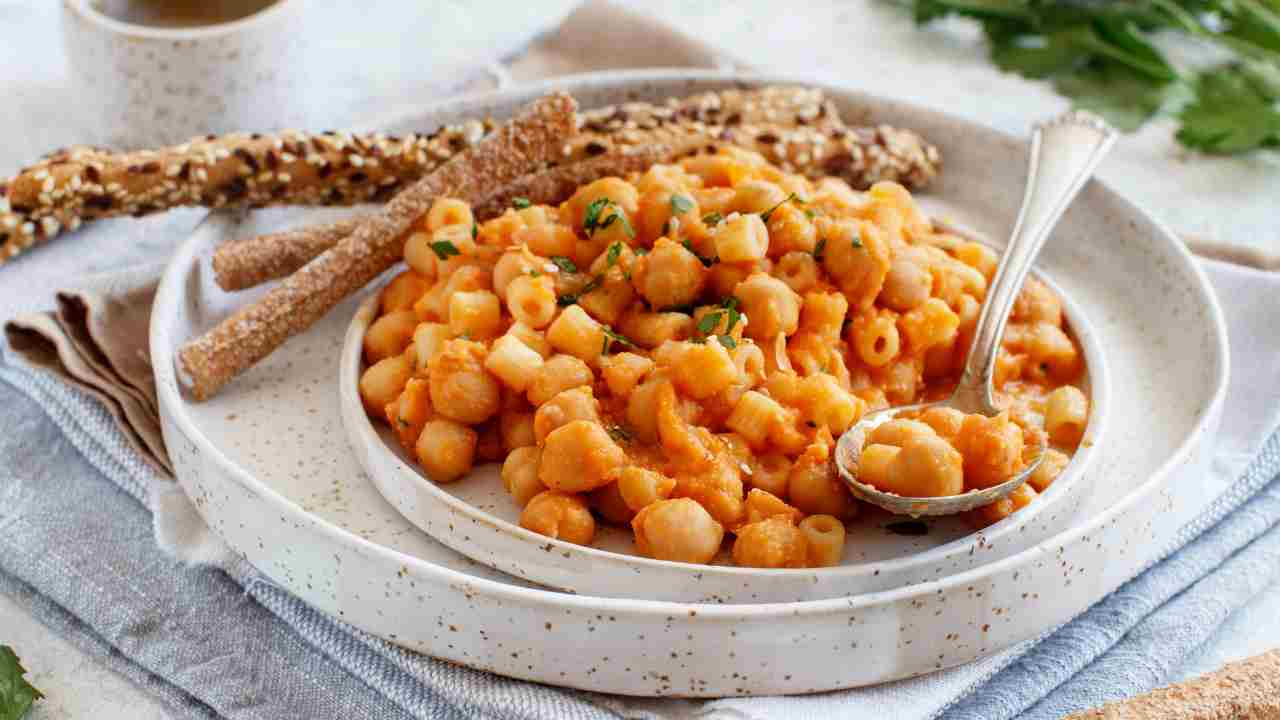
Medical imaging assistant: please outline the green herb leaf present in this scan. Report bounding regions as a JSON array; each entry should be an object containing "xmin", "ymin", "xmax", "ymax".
[
  {"xmin": 583, "ymin": 197, "xmax": 610, "ymax": 234},
  {"xmin": 549, "ymin": 255, "xmax": 578, "ymax": 274},
  {"xmin": 583, "ymin": 197, "xmax": 636, "ymax": 239},
  {"xmin": 429, "ymin": 240, "xmax": 461, "ymax": 260},
  {"xmin": 851, "ymin": 231, "xmax": 864, "ymax": 250},
  {"xmin": 813, "ymin": 237, "xmax": 827, "ymax": 262},
  {"xmin": 606, "ymin": 424, "xmax": 635, "ymax": 443},
  {"xmin": 697, "ymin": 311, "xmax": 724, "ymax": 336},
  {"xmin": 602, "ymin": 327, "xmax": 636, "ymax": 354},
  {"xmin": 471, "ymin": 222, "xmax": 478, "ymax": 241},
  {"xmin": 759, "ymin": 192, "xmax": 799, "ymax": 223},
  {"xmin": 606, "ymin": 242, "xmax": 622, "ymax": 268},
  {"xmin": 0, "ymin": 646, "xmax": 43, "ymax": 720},
  {"xmin": 722, "ymin": 296, "xmax": 742, "ymax": 334},
  {"xmin": 682, "ymin": 238, "xmax": 718, "ymax": 267},
  {"xmin": 701, "ymin": 211, "xmax": 724, "ymax": 226},
  {"xmin": 716, "ymin": 334, "xmax": 737, "ymax": 349},
  {"xmin": 1177, "ymin": 62, "xmax": 1280, "ymax": 153},
  {"xmin": 512, "ymin": 197, "xmax": 531, "ymax": 209},
  {"xmin": 670, "ymin": 194, "xmax": 695, "ymax": 216}
]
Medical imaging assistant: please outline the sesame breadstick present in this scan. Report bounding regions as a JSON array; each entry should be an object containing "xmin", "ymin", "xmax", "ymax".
[
  {"xmin": 0, "ymin": 86, "xmax": 830, "ymax": 266},
  {"xmin": 0, "ymin": 122, "xmax": 493, "ymax": 263},
  {"xmin": 177, "ymin": 92, "xmax": 578, "ymax": 401},
  {"xmin": 213, "ymin": 144, "xmax": 670, "ymax": 292},
  {"xmin": 1066, "ymin": 648, "xmax": 1280, "ymax": 719}
]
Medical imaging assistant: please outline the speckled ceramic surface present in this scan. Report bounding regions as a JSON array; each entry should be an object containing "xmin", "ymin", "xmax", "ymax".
[
  {"xmin": 61, "ymin": 0, "xmax": 306, "ymax": 149},
  {"xmin": 343, "ymin": 256, "xmax": 1110, "ymax": 603},
  {"xmin": 152, "ymin": 71, "xmax": 1228, "ymax": 696}
]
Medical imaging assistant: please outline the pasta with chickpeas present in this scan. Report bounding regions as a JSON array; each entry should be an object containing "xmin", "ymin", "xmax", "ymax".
[{"xmin": 360, "ymin": 142, "xmax": 1091, "ymax": 565}]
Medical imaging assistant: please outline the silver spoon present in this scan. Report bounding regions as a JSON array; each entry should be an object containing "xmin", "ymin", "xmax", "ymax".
[{"xmin": 834, "ymin": 109, "xmax": 1117, "ymax": 517}]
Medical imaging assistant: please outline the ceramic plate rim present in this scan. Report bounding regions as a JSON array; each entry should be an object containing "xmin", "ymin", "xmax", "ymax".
[{"xmin": 152, "ymin": 69, "xmax": 1229, "ymax": 619}]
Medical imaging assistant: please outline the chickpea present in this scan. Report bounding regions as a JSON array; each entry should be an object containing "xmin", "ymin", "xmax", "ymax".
[
  {"xmin": 748, "ymin": 453, "xmax": 792, "ymax": 498},
  {"xmin": 731, "ymin": 179, "xmax": 788, "ymax": 215},
  {"xmin": 617, "ymin": 466, "xmax": 677, "ymax": 512},
  {"xmin": 917, "ymin": 407, "xmax": 966, "ymax": 440},
  {"xmin": 956, "ymin": 413, "xmax": 1025, "ymax": 490},
  {"xmin": 880, "ymin": 256, "xmax": 933, "ymax": 312},
  {"xmin": 601, "ymin": 352, "xmax": 655, "ymax": 398},
  {"xmin": 631, "ymin": 498, "xmax": 724, "ymax": 564},
  {"xmin": 538, "ymin": 420, "xmax": 627, "ymax": 493},
  {"xmin": 732, "ymin": 516, "xmax": 807, "ymax": 569},
  {"xmin": 381, "ymin": 272, "xmax": 430, "ymax": 314},
  {"xmin": 500, "ymin": 446, "xmax": 544, "ymax": 507},
  {"xmin": 414, "ymin": 419, "xmax": 477, "ymax": 483},
  {"xmin": 673, "ymin": 457, "xmax": 745, "ymax": 528},
  {"xmin": 589, "ymin": 482, "xmax": 636, "ymax": 525},
  {"xmin": 631, "ymin": 237, "xmax": 708, "ymax": 309},
  {"xmin": 773, "ymin": 251, "xmax": 821, "ymax": 294},
  {"xmin": 868, "ymin": 418, "xmax": 937, "ymax": 447},
  {"xmin": 359, "ymin": 353, "xmax": 412, "ymax": 417},
  {"xmin": 525, "ymin": 354, "xmax": 594, "ymax": 406},
  {"xmin": 363, "ymin": 309, "xmax": 418, "ymax": 364},
  {"xmin": 427, "ymin": 339, "xmax": 501, "ymax": 424},
  {"xmin": 1028, "ymin": 447, "xmax": 1071, "ymax": 492},
  {"xmin": 743, "ymin": 487, "xmax": 804, "ymax": 525},
  {"xmin": 788, "ymin": 445, "xmax": 857, "ymax": 518},
  {"xmin": 499, "ymin": 408, "xmax": 536, "ymax": 450},
  {"xmin": 513, "ymin": 223, "xmax": 577, "ymax": 259},
  {"xmin": 892, "ymin": 434, "xmax": 965, "ymax": 497},
  {"xmin": 520, "ymin": 490, "xmax": 596, "ymax": 545},
  {"xmin": 533, "ymin": 386, "xmax": 601, "ymax": 445},
  {"xmin": 734, "ymin": 272, "xmax": 801, "ymax": 340}
]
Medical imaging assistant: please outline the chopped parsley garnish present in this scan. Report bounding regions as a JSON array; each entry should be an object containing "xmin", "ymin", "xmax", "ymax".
[
  {"xmin": 583, "ymin": 197, "xmax": 635, "ymax": 239},
  {"xmin": 851, "ymin": 232, "xmax": 864, "ymax": 250},
  {"xmin": 701, "ymin": 211, "xmax": 724, "ymax": 226},
  {"xmin": 813, "ymin": 237, "xmax": 827, "ymax": 262},
  {"xmin": 605, "ymin": 242, "xmax": 622, "ymax": 268},
  {"xmin": 682, "ymin": 238, "xmax": 718, "ymax": 267},
  {"xmin": 759, "ymin": 192, "xmax": 800, "ymax": 223},
  {"xmin": 557, "ymin": 276, "xmax": 602, "ymax": 307},
  {"xmin": 471, "ymin": 222, "xmax": 478, "ymax": 241},
  {"xmin": 804, "ymin": 207, "xmax": 819, "ymax": 220},
  {"xmin": 696, "ymin": 312, "xmax": 722, "ymax": 336},
  {"xmin": 606, "ymin": 424, "xmax": 635, "ymax": 444},
  {"xmin": 0, "ymin": 645, "xmax": 44, "ymax": 720},
  {"xmin": 601, "ymin": 327, "xmax": 636, "ymax": 354},
  {"xmin": 670, "ymin": 194, "xmax": 695, "ymax": 216},
  {"xmin": 429, "ymin": 240, "xmax": 461, "ymax": 260},
  {"xmin": 512, "ymin": 197, "xmax": 531, "ymax": 209},
  {"xmin": 549, "ymin": 255, "xmax": 578, "ymax": 274},
  {"xmin": 693, "ymin": 297, "xmax": 741, "ymax": 348}
]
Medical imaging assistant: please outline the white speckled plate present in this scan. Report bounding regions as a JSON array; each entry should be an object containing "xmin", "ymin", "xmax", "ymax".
[
  {"xmin": 153, "ymin": 70, "xmax": 1228, "ymax": 696},
  {"xmin": 342, "ymin": 253, "xmax": 1109, "ymax": 603}
]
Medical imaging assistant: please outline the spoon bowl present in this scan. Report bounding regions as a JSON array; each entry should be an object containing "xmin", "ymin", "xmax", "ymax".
[{"xmin": 835, "ymin": 109, "xmax": 1117, "ymax": 516}]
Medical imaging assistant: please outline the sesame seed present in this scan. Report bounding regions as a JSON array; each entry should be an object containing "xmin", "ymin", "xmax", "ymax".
[
  {"xmin": 20, "ymin": 222, "xmax": 34, "ymax": 236},
  {"xmin": 214, "ymin": 148, "xmax": 231, "ymax": 161},
  {"xmin": 106, "ymin": 182, "xmax": 122, "ymax": 193},
  {"xmin": 2, "ymin": 216, "xmax": 16, "ymax": 230},
  {"xmin": 306, "ymin": 153, "xmax": 323, "ymax": 166},
  {"xmin": 69, "ymin": 176, "xmax": 82, "ymax": 190},
  {"xmin": 68, "ymin": 216, "xmax": 81, "ymax": 231},
  {"xmin": 349, "ymin": 155, "xmax": 365, "ymax": 168},
  {"xmin": 40, "ymin": 217, "xmax": 60, "ymax": 236},
  {"xmin": 33, "ymin": 169, "xmax": 49, "ymax": 181},
  {"xmin": 277, "ymin": 173, "xmax": 292, "ymax": 183},
  {"xmin": 0, "ymin": 198, "xmax": 7, "ymax": 213},
  {"xmin": 41, "ymin": 177, "xmax": 55, "ymax": 193},
  {"xmin": 38, "ymin": 193, "xmax": 51, "ymax": 206},
  {"xmin": 257, "ymin": 172, "xmax": 273, "ymax": 183},
  {"xmin": 281, "ymin": 152, "xmax": 297, "ymax": 164},
  {"xmin": 195, "ymin": 168, "xmax": 208, "ymax": 182}
]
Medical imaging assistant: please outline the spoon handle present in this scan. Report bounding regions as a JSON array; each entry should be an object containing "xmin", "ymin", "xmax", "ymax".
[{"xmin": 953, "ymin": 110, "xmax": 1118, "ymax": 414}]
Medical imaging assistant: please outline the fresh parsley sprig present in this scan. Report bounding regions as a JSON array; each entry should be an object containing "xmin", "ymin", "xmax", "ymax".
[
  {"xmin": 0, "ymin": 646, "xmax": 43, "ymax": 720},
  {"xmin": 902, "ymin": 0, "xmax": 1280, "ymax": 153},
  {"xmin": 692, "ymin": 297, "xmax": 742, "ymax": 348},
  {"xmin": 583, "ymin": 197, "xmax": 636, "ymax": 239},
  {"xmin": 429, "ymin": 240, "xmax": 460, "ymax": 260}
]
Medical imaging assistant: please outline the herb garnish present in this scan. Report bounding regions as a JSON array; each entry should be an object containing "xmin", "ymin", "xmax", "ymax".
[
  {"xmin": 813, "ymin": 237, "xmax": 828, "ymax": 262},
  {"xmin": 583, "ymin": 197, "xmax": 635, "ymax": 239},
  {"xmin": 606, "ymin": 424, "xmax": 635, "ymax": 444},
  {"xmin": 471, "ymin": 222, "xmax": 478, "ymax": 241},
  {"xmin": 549, "ymin": 256, "xmax": 578, "ymax": 274},
  {"xmin": 701, "ymin": 211, "xmax": 724, "ymax": 227},
  {"xmin": 692, "ymin": 297, "xmax": 741, "ymax": 348},
  {"xmin": 901, "ymin": 0, "xmax": 1280, "ymax": 154},
  {"xmin": 429, "ymin": 240, "xmax": 460, "ymax": 260},
  {"xmin": 682, "ymin": 238, "xmax": 718, "ymax": 267},
  {"xmin": 512, "ymin": 197, "xmax": 531, "ymax": 209},
  {"xmin": 670, "ymin": 194, "xmax": 695, "ymax": 216},
  {"xmin": 760, "ymin": 192, "xmax": 800, "ymax": 223},
  {"xmin": 602, "ymin": 327, "xmax": 636, "ymax": 354},
  {"xmin": 0, "ymin": 645, "xmax": 43, "ymax": 720}
]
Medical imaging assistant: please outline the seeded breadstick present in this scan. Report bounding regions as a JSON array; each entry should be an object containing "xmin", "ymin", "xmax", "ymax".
[
  {"xmin": 0, "ymin": 122, "xmax": 494, "ymax": 263},
  {"xmin": 177, "ymin": 92, "xmax": 578, "ymax": 401},
  {"xmin": 0, "ymin": 86, "xmax": 829, "ymax": 266}
]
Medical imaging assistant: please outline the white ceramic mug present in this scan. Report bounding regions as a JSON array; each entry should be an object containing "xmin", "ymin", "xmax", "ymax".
[{"xmin": 61, "ymin": 0, "xmax": 308, "ymax": 149}]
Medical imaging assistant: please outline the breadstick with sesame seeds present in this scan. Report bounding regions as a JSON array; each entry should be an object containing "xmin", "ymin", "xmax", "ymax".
[
  {"xmin": 212, "ymin": 144, "xmax": 671, "ymax": 292},
  {"xmin": 177, "ymin": 92, "xmax": 578, "ymax": 401},
  {"xmin": 0, "ymin": 86, "xmax": 832, "ymax": 266},
  {"xmin": 0, "ymin": 122, "xmax": 495, "ymax": 264}
]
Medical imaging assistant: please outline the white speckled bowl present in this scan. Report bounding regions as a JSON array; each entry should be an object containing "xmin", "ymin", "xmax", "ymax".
[
  {"xmin": 342, "ymin": 252, "xmax": 1110, "ymax": 603},
  {"xmin": 153, "ymin": 70, "xmax": 1228, "ymax": 696}
]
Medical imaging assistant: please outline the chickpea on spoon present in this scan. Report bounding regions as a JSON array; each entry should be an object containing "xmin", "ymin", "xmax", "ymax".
[{"xmin": 834, "ymin": 110, "xmax": 1117, "ymax": 517}]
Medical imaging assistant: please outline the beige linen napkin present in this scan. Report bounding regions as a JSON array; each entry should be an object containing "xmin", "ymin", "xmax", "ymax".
[{"xmin": 4, "ymin": 0, "xmax": 1278, "ymax": 485}]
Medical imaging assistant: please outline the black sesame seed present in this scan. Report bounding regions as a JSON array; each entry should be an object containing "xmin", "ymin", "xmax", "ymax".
[
  {"xmin": 127, "ymin": 164, "xmax": 143, "ymax": 174},
  {"xmin": 317, "ymin": 163, "xmax": 333, "ymax": 179},
  {"xmin": 756, "ymin": 132, "xmax": 780, "ymax": 144},
  {"xmin": 250, "ymin": 132, "xmax": 263, "ymax": 140},
  {"xmin": 349, "ymin": 171, "xmax": 368, "ymax": 183},
  {"xmin": 12, "ymin": 203, "xmax": 32, "ymax": 214},
  {"xmin": 311, "ymin": 138, "xmax": 326, "ymax": 154},
  {"xmin": 584, "ymin": 141, "xmax": 607, "ymax": 157},
  {"xmin": 85, "ymin": 165, "xmax": 101, "ymax": 183},
  {"xmin": 141, "ymin": 161, "xmax": 161, "ymax": 173},
  {"xmin": 178, "ymin": 162, "xmax": 191, "ymax": 181},
  {"xmin": 448, "ymin": 136, "xmax": 466, "ymax": 151},
  {"xmin": 0, "ymin": 233, "xmax": 8, "ymax": 246},
  {"xmin": 234, "ymin": 148, "xmax": 260, "ymax": 172},
  {"xmin": 272, "ymin": 185, "xmax": 288, "ymax": 199},
  {"xmin": 224, "ymin": 178, "xmax": 248, "ymax": 200},
  {"xmin": 724, "ymin": 112, "xmax": 742, "ymax": 126},
  {"xmin": 205, "ymin": 134, "xmax": 217, "ymax": 141},
  {"xmin": 266, "ymin": 151, "xmax": 280, "ymax": 170}
]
